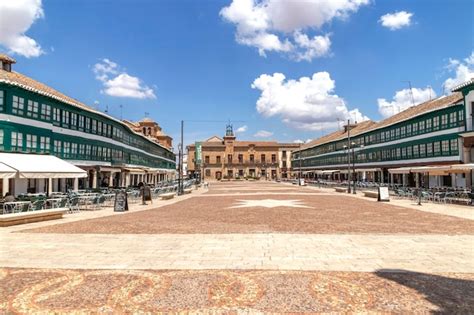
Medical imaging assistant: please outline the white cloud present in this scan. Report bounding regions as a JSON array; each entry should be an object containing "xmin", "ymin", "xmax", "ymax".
[
  {"xmin": 379, "ymin": 11, "xmax": 413, "ymax": 30},
  {"xmin": 220, "ymin": 0, "xmax": 369, "ymax": 61},
  {"xmin": 236, "ymin": 125, "xmax": 248, "ymax": 133},
  {"xmin": 254, "ymin": 130, "xmax": 273, "ymax": 137},
  {"xmin": 251, "ymin": 71, "xmax": 369, "ymax": 131},
  {"xmin": 377, "ymin": 86, "xmax": 436, "ymax": 118},
  {"xmin": 93, "ymin": 59, "xmax": 156, "ymax": 99},
  {"xmin": 0, "ymin": 0, "xmax": 44, "ymax": 57},
  {"xmin": 443, "ymin": 52, "xmax": 474, "ymax": 92},
  {"xmin": 293, "ymin": 139, "xmax": 304, "ymax": 144}
]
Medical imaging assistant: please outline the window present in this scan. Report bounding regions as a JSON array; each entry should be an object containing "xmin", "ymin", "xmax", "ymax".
[
  {"xmin": 78, "ymin": 115, "xmax": 84, "ymax": 130},
  {"xmin": 0, "ymin": 129, "xmax": 3, "ymax": 149},
  {"xmin": 62, "ymin": 110, "xmax": 69, "ymax": 126},
  {"xmin": 419, "ymin": 120, "xmax": 425, "ymax": 133},
  {"xmin": 433, "ymin": 141, "xmax": 441, "ymax": 155},
  {"xmin": 451, "ymin": 139, "xmax": 458, "ymax": 153},
  {"xmin": 412, "ymin": 122, "xmax": 418, "ymax": 134},
  {"xmin": 459, "ymin": 110, "xmax": 464, "ymax": 123},
  {"xmin": 40, "ymin": 104, "xmax": 51, "ymax": 121},
  {"xmin": 227, "ymin": 154, "xmax": 233, "ymax": 163},
  {"xmin": 441, "ymin": 140, "xmax": 449, "ymax": 155},
  {"xmin": 26, "ymin": 134, "xmax": 37, "ymax": 152},
  {"xmin": 401, "ymin": 147, "xmax": 406, "ymax": 158},
  {"xmin": 380, "ymin": 132, "xmax": 385, "ymax": 142},
  {"xmin": 54, "ymin": 140, "xmax": 62, "ymax": 155},
  {"xmin": 400, "ymin": 126, "xmax": 405, "ymax": 138},
  {"xmin": 12, "ymin": 96, "xmax": 25, "ymax": 115},
  {"xmin": 53, "ymin": 108, "xmax": 61, "ymax": 124},
  {"xmin": 71, "ymin": 143, "xmax": 78, "ymax": 156},
  {"xmin": 449, "ymin": 112, "xmax": 456, "ymax": 125},
  {"xmin": 238, "ymin": 154, "xmax": 243, "ymax": 163},
  {"xmin": 250, "ymin": 154, "xmax": 254, "ymax": 163},
  {"xmin": 0, "ymin": 91, "xmax": 4, "ymax": 112},
  {"xmin": 216, "ymin": 156, "xmax": 221, "ymax": 164},
  {"xmin": 204, "ymin": 156, "xmax": 209, "ymax": 164},
  {"xmin": 413, "ymin": 145, "xmax": 419, "ymax": 157},
  {"xmin": 85, "ymin": 117, "xmax": 91, "ymax": 131},
  {"xmin": 433, "ymin": 116, "xmax": 440, "ymax": 130},
  {"xmin": 426, "ymin": 143, "xmax": 433, "ymax": 156},
  {"xmin": 271, "ymin": 154, "xmax": 276, "ymax": 163},
  {"xmin": 419, "ymin": 143, "xmax": 426, "ymax": 157},
  {"xmin": 261, "ymin": 154, "xmax": 266, "ymax": 163},
  {"xmin": 205, "ymin": 169, "xmax": 211, "ymax": 177},
  {"xmin": 39, "ymin": 136, "xmax": 50, "ymax": 153},
  {"xmin": 426, "ymin": 118, "xmax": 432, "ymax": 131},
  {"xmin": 97, "ymin": 121, "xmax": 102, "ymax": 135},
  {"xmin": 63, "ymin": 142, "xmax": 70, "ymax": 158},
  {"xmin": 441, "ymin": 114, "xmax": 448, "ymax": 127},
  {"xmin": 406, "ymin": 124, "xmax": 412, "ymax": 136},
  {"xmin": 79, "ymin": 144, "xmax": 85, "ymax": 157},
  {"xmin": 91, "ymin": 120, "xmax": 97, "ymax": 133},
  {"xmin": 11, "ymin": 131, "xmax": 23, "ymax": 151},
  {"xmin": 27, "ymin": 100, "xmax": 39, "ymax": 118},
  {"xmin": 70, "ymin": 112, "xmax": 77, "ymax": 128}
]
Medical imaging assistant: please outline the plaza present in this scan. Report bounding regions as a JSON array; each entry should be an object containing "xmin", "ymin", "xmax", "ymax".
[{"xmin": 1, "ymin": 181, "xmax": 473, "ymax": 313}]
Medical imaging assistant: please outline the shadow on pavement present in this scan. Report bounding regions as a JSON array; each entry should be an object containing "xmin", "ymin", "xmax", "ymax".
[{"xmin": 375, "ymin": 269, "xmax": 474, "ymax": 314}]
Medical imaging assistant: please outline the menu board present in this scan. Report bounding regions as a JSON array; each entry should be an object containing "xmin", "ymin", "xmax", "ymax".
[
  {"xmin": 114, "ymin": 191, "xmax": 129, "ymax": 212},
  {"xmin": 378, "ymin": 187, "xmax": 390, "ymax": 202}
]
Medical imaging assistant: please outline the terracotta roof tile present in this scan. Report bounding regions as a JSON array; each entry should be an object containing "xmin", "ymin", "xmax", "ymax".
[{"xmin": 0, "ymin": 54, "xmax": 16, "ymax": 64}]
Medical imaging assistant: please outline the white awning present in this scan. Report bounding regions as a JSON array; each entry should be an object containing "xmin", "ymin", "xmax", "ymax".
[
  {"xmin": 0, "ymin": 163, "xmax": 17, "ymax": 179},
  {"xmin": 0, "ymin": 153, "xmax": 87, "ymax": 179},
  {"xmin": 356, "ymin": 168, "xmax": 381, "ymax": 173},
  {"xmin": 388, "ymin": 167, "xmax": 413, "ymax": 174}
]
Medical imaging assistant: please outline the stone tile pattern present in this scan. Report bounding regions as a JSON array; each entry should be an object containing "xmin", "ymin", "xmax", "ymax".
[
  {"xmin": 1, "ymin": 268, "xmax": 472, "ymax": 314},
  {"xmin": 23, "ymin": 194, "xmax": 474, "ymax": 234}
]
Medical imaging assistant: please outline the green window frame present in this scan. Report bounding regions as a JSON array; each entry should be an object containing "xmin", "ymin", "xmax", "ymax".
[
  {"xmin": 53, "ymin": 107, "xmax": 61, "ymax": 125},
  {"xmin": 11, "ymin": 131, "xmax": 23, "ymax": 151},
  {"xmin": 40, "ymin": 104, "xmax": 51, "ymax": 121},
  {"xmin": 39, "ymin": 136, "xmax": 50, "ymax": 153},
  {"xmin": 433, "ymin": 116, "xmax": 440, "ymax": 131},
  {"xmin": 26, "ymin": 100, "xmax": 39, "ymax": 118},
  {"xmin": 0, "ymin": 129, "xmax": 4, "ymax": 150},
  {"xmin": 12, "ymin": 96, "xmax": 25, "ymax": 115},
  {"xmin": 0, "ymin": 90, "xmax": 4, "ymax": 112}
]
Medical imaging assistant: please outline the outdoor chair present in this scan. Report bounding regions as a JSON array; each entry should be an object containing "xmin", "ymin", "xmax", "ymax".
[
  {"xmin": 68, "ymin": 197, "xmax": 80, "ymax": 214},
  {"xmin": 29, "ymin": 200, "xmax": 45, "ymax": 211}
]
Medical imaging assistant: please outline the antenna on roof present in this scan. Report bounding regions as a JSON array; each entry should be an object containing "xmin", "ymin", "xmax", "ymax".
[
  {"xmin": 403, "ymin": 81, "xmax": 416, "ymax": 107},
  {"xmin": 119, "ymin": 104, "xmax": 123, "ymax": 120},
  {"xmin": 427, "ymin": 85, "xmax": 432, "ymax": 100},
  {"xmin": 104, "ymin": 104, "xmax": 109, "ymax": 114}
]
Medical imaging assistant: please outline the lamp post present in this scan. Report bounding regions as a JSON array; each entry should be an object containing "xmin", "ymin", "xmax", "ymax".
[
  {"xmin": 298, "ymin": 143, "xmax": 303, "ymax": 186},
  {"xmin": 352, "ymin": 143, "xmax": 364, "ymax": 194},
  {"xmin": 346, "ymin": 119, "xmax": 351, "ymax": 193}
]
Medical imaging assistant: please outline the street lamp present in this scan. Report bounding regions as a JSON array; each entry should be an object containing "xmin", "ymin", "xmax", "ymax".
[
  {"xmin": 352, "ymin": 143, "xmax": 364, "ymax": 194},
  {"xmin": 343, "ymin": 144, "xmax": 351, "ymax": 193}
]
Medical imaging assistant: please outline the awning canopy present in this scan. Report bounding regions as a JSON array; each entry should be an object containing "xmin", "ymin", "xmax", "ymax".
[
  {"xmin": 389, "ymin": 164, "xmax": 474, "ymax": 175},
  {"xmin": 0, "ymin": 153, "xmax": 87, "ymax": 179},
  {"xmin": 0, "ymin": 163, "xmax": 17, "ymax": 179}
]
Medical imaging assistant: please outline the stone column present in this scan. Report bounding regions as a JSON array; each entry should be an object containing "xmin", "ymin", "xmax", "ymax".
[
  {"xmin": 48, "ymin": 178, "xmax": 53, "ymax": 196},
  {"xmin": 73, "ymin": 178, "xmax": 79, "ymax": 191},
  {"xmin": 109, "ymin": 172, "xmax": 114, "ymax": 187},
  {"xmin": 2, "ymin": 179, "xmax": 9, "ymax": 196},
  {"xmin": 92, "ymin": 170, "xmax": 98, "ymax": 189}
]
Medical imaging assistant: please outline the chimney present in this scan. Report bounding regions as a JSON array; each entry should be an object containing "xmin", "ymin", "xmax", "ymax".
[
  {"xmin": 343, "ymin": 122, "xmax": 358, "ymax": 133},
  {"xmin": 0, "ymin": 54, "xmax": 16, "ymax": 72}
]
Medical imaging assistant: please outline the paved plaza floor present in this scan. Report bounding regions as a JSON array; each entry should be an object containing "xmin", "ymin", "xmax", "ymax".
[{"xmin": 1, "ymin": 181, "xmax": 473, "ymax": 313}]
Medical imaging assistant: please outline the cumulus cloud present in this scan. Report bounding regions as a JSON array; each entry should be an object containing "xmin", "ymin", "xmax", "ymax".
[
  {"xmin": 379, "ymin": 11, "xmax": 413, "ymax": 30},
  {"xmin": 220, "ymin": 0, "xmax": 369, "ymax": 61},
  {"xmin": 0, "ymin": 0, "xmax": 44, "ymax": 57},
  {"xmin": 93, "ymin": 59, "xmax": 156, "ymax": 99},
  {"xmin": 377, "ymin": 87, "xmax": 436, "ymax": 118},
  {"xmin": 236, "ymin": 125, "xmax": 248, "ymax": 133},
  {"xmin": 254, "ymin": 130, "xmax": 273, "ymax": 137},
  {"xmin": 443, "ymin": 52, "xmax": 474, "ymax": 92},
  {"xmin": 251, "ymin": 72, "xmax": 369, "ymax": 131}
]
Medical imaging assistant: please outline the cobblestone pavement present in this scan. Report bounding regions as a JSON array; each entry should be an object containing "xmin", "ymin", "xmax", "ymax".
[
  {"xmin": 1, "ymin": 268, "xmax": 473, "ymax": 314},
  {"xmin": 1, "ymin": 181, "xmax": 473, "ymax": 313}
]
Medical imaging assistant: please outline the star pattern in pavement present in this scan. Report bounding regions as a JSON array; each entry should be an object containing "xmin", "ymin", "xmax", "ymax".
[{"xmin": 229, "ymin": 199, "xmax": 311, "ymax": 209}]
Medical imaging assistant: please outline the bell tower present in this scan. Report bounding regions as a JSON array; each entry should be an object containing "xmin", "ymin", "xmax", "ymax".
[{"xmin": 224, "ymin": 124, "xmax": 236, "ymax": 141}]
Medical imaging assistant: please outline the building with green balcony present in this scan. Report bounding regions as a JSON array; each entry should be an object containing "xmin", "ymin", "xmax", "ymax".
[
  {"xmin": 0, "ymin": 54, "xmax": 176, "ymax": 196},
  {"xmin": 291, "ymin": 87, "xmax": 471, "ymax": 188}
]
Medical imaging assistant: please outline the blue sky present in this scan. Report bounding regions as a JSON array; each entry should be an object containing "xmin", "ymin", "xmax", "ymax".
[{"xmin": 0, "ymin": 0, "xmax": 473, "ymax": 147}]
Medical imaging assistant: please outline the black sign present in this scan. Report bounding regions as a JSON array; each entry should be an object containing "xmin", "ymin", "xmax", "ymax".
[{"xmin": 114, "ymin": 191, "xmax": 129, "ymax": 212}]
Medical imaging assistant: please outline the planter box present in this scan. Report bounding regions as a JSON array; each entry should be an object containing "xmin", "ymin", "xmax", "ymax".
[{"xmin": 0, "ymin": 208, "xmax": 67, "ymax": 227}]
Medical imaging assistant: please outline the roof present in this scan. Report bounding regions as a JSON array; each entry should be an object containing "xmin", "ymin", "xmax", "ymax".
[
  {"xmin": 0, "ymin": 67, "xmax": 173, "ymax": 153},
  {"xmin": 297, "ymin": 92, "xmax": 463, "ymax": 152},
  {"xmin": 299, "ymin": 120, "xmax": 377, "ymax": 151},
  {"xmin": 452, "ymin": 79, "xmax": 474, "ymax": 92},
  {"xmin": 0, "ymin": 54, "xmax": 16, "ymax": 64}
]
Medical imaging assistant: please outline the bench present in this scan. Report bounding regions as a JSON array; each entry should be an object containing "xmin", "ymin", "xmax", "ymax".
[
  {"xmin": 160, "ymin": 193, "xmax": 175, "ymax": 200},
  {"xmin": 363, "ymin": 191, "xmax": 378, "ymax": 198},
  {"xmin": 0, "ymin": 208, "xmax": 67, "ymax": 227},
  {"xmin": 183, "ymin": 188, "xmax": 193, "ymax": 194},
  {"xmin": 334, "ymin": 187, "xmax": 346, "ymax": 193}
]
